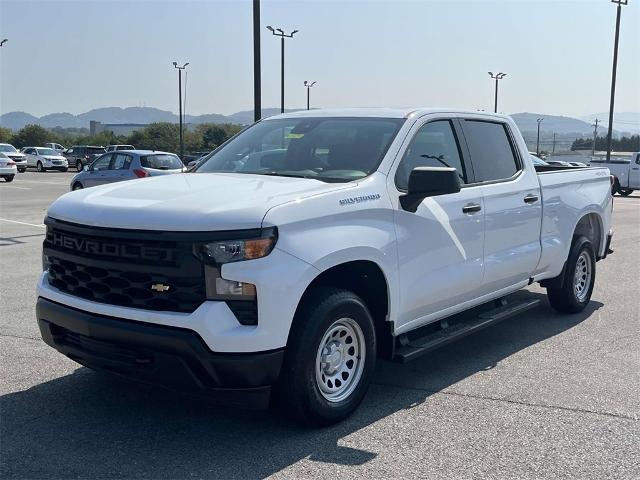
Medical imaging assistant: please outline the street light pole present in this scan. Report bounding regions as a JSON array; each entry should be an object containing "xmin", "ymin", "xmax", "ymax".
[
  {"xmin": 488, "ymin": 72, "xmax": 506, "ymax": 113},
  {"xmin": 267, "ymin": 26, "xmax": 298, "ymax": 114},
  {"xmin": 304, "ymin": 81, "xmax": 316, "ymax": 110},
  {"xmin": 173, "ymin": 62, "xmax": 189, "ymax": 161},
  {"xmin": 253, "ymin": 0, "xmax": 261, "ymax": 122},
  {"xmin": 536, "ymin": 118, "xmax": 544, "ymax": 156},
  {"xmin": 606, "ymin": 0, "xmax": 627, "ymax": 163}
]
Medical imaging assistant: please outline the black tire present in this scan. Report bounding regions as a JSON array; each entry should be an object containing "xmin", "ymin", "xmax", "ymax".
[
  {"xmin": 18, "ymin": 168, "xmax": 26, "ymax": 173},
  {"xmin": 61, "ymin": 167, "xmax": 68, "ymax": 173},
  {"xmin": 4, "ymin": 175, "xmax": 14, "ymax": 182},
  {"xmin": 76, "ymin": 160, "xmax": 83, "ymax": 172},
  {"xmin": 36, "ymin": 161, "xmax": 45, "ymax": 172},
  {"xmin": 72, "ymin": 182, "xmax": 83, "ymax": 191},
  {"xmin": 611, "ymin": 178, "xmax": 620, "ymax": 195},
  {"xmin": 275, "ymin": 287, "xmax": 376, "ymax": 426},
  {"xmin": 618, "ymin": 188, "xmax": 634, "ymax": 197},
  {"xmin": 546, "ymin": 236, "xmax": 596, "ymax": 313}
]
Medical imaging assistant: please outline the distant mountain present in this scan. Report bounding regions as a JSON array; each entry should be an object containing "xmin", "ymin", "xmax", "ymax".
[
  {"xmin": 580, "ymin": 112, "xmax": 640, "ymax": 135},
  {"xmin": 0, "ymin": 106, "xmax": 302, "ymax": 130},
  {"xmin": 510, "ymin": 113, "xmax": 599, "ymax": 136}
]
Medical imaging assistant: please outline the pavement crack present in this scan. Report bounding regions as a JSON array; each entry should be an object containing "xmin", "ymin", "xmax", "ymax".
[{"xmin": 373, "ymin": 381, "xmax": 638, "ymax": 421}]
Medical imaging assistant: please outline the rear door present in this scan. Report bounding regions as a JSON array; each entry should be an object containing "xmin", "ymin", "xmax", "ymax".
[
  {"xmin": 389, "ymin": 116, "xmax": 486, "ymax": 332},
  {"xmin": 108, "ymin": 153, "xmax": 133, "ymax": 183},
  {"xmin": 460, "ymin": 118, "xmax": 542, "ymax": 294}
]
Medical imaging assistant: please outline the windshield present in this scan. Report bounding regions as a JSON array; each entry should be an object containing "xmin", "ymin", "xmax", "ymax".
[
  {"xmin": 36, "ymin": 148, "xmax": 58, "ymax": 156},
  {"xmin": 195, "ymin": 117, "xmax": 405, "ymax": 182},
  {"xmin": 140, "ymin": 154, "xmax": 183, "ymax": 170},
  {"xmin": 0, "ymin": 145, "xmax": 18, "ymax": 153}
]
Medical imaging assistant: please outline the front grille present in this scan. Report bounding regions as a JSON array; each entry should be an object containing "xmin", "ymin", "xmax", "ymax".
[
  {"xmin": 47, "ymin": 256, "xmax": 205, "ymax": 312},
  {"xmin": 44, "ymin": 219, "xmax": 208, "ymax": 313}
]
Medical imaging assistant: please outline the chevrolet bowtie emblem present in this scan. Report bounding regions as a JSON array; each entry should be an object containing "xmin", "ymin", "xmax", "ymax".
[{"xmin": 151, "ymin": 283, "xmax": 171, "ymax": 292}]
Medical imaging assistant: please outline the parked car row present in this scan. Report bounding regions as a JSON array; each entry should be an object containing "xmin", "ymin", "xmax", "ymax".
[{"xmin": 0, "ymin": 152, "xmax": 18, "ymax": 182}]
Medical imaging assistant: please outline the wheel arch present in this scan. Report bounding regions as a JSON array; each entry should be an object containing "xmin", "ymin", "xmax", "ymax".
[{"xmin": 290, "ymin": 259, "xmax": 394, "ymax": 359}]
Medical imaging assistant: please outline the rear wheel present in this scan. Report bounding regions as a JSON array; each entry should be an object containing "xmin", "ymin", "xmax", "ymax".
[
  {"xmin": 275, "ymin": 288, "xmax": 376, "ymax": 426},
  {"xmin": 4, "ymin": 175, "xmax": 14, "ymax": 182},
  {"xmin": 36, "ymin": 161, "xmax": 45, "ymax": 172},
  {"xmin": 76, "ymin": 160, "xmax": 83, "ymax": 172},
  {"xmin": 611, "ymin": 178, "xmax": 620, "ymax": 195},
  {"xmin": 546, "ymin": 236, "xmax": 596, "ymax": 313},
  {"xmin": 618, "ymin": 188, "xmax": 634, "ymax": 197}
]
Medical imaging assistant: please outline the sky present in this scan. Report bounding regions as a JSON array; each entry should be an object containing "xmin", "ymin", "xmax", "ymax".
[{"xmin": 0, "ymin": 0, "xmax": 639, "ymax": 118}]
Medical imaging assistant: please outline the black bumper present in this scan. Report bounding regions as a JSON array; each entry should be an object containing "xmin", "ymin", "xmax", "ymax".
[{"xmin": 36, "ymin": 298, "xmax": 284, "ymax": 409}]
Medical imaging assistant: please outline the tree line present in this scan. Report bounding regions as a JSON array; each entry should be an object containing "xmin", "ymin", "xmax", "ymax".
[
  {"xmin": 571, "ymin": 135, "xmax": 640, "ymax": 152},
  {"xmin": 0, "ymin": 122, "xmax": 244, "ymax": 158}
]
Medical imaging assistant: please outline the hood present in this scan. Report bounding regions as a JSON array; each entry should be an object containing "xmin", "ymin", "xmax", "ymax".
[
  {"xmin": 47, "ymin": 172, "xmax": 352, "ymax": 231},
  {"xmin": 44, "ymin": 155, "xmax": 66, "ymax": 161}
]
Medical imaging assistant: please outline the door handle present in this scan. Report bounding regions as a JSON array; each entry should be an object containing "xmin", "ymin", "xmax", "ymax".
[
  {"xmin": 524, "ymin": 194, "xmax": 539, "ymax": 204},
  {"xmin": 462, "ymin": 203, "xmax": 482, "ymax": 214},
  {"xmin": 632, "ymin": 167, "xmax": 639, "ymax": 171}
]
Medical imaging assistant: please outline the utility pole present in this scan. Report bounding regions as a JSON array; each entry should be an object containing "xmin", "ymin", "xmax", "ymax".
[
  {"xmin": 536, "ymin": 118, "xmax": 544, "ymax": 156},
  {"xmin": 606, "ymin": 0, "xmax": 627, "ymax": 162},
  {"xmin": 592, "ymin": 118, "xmax": 600, "ymax": 156},
  {"xmin": 173, "ymin": 62, "xmax": 189, "ymax": 161},
  {"xmin": 488, "ymin": 72, "xmax": 506, "ymax": 113},
  {"xmin": 253, "ymin": 0, "xmax": 261, "ymax": 122},
  {"xmin": 552, "ymin": 133, "xmax": 557, "ymax": 154},
  {"xmin": 267, "ymin": 26, "xmax": 298, "ymax": 114},
  {"xmin": 304, "ymin": 81, "xmax": 316, "ymax": 110}
]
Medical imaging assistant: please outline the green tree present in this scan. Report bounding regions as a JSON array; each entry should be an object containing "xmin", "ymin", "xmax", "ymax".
[
  {"xmin": 0, "ymin": 127, "xmax": 13, "ymax": 143},
  {"xmin": 10, "ymin": 124, "xmax": 51, "ymax": 148},
  {"xmin": 128, "ymin": 123, "xmax": 180, "ymax": 153}
]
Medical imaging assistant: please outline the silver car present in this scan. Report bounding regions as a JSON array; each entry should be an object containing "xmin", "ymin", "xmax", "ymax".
[{"xmin": 70, "ymin": 150, "xmax": 185, "ymax": 190}]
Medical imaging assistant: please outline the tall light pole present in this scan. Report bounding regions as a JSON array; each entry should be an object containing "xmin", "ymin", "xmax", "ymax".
[
  {"xmin": 488, "ymin": 72, "xmax": 506, "ymax": 113},
  {"xmin": 253, "ymin": 0, "xmax": 261, "ymax": 122},
  {"xmin": 304, "ymin": 81, "xmax": 316, "ymax": 110},
  {"xmin": 606, "ymin": 0, "xmax": 627, "ymax": 162},
  {"xmin": 536, "ymin": 118, "xmax": 544, "ymax": 156},
  {"xmin": 173, "ymin": 62, "xmax": 189, "ymax": 161},
  {"xmin": 592, "ymin": 118, "xmax": 600, "ymax": 157},
  {"xmin": 267, "ymin": 26, "xmax": 298, "ymax": 114}
]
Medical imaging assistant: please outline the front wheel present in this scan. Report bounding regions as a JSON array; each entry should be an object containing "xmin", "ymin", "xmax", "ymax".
[
  {"xmin": 76, "ymin": 160, "xmax": 83, "ymax": 172},
  {"xmin": 275, "ymin": 288, "xmax": 376, "ymax": 426},
  {"xmin": 36, "ymin": 161, "xmax": 45, "ymax": 172},
  {"xmin": 618, "ymin": 188, "xmax": 634, "ymax": 197},
  {"xmin": 72, "ymin": 182, "xmax": 83, "ymax": 191},
  {"xmin": 546, "ymin": 236, "xmax": 596, "ymax": 313}
]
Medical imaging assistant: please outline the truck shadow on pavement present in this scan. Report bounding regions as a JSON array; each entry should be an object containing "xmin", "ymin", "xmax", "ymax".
[{"xmin": 1, "ymin": 293, "xmax": 602, "ymax": 479}]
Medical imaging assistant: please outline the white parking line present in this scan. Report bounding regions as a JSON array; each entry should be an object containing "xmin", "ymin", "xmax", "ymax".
[
  {"xmin": 0, "ymin": 185, "xmax": 31, "ymax": 190},
  {"xmin": 0, "ymin": 218, "xmax": 46, "ymax": 228},
  {"xmin": 15, "ymin": 180, "xmax": 69, "ymax": 186}
]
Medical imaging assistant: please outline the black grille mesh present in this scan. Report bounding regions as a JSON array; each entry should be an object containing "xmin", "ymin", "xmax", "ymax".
[{"xmin": 47, "ymin": 256, "xmax": 205, "ymax": 312}]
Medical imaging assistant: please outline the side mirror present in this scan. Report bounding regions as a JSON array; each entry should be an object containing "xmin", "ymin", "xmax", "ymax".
[{"xmin": 400, "ymin": 167, "xmax": 461, "ymax": 212}]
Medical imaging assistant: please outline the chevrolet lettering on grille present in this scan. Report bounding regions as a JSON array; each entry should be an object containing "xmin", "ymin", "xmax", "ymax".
[{"xmin": 48, "ymin": 230, "xmax": 174, "ymax": 262}]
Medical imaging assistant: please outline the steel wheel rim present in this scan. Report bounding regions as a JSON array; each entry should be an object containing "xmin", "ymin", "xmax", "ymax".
[
  {"xmin": 315, "ymin": 317, "xmax": 366, "ymax": 403},
  {"xmin": 573, "ymin": 251, "xmax": 592, "ymax": 302}
]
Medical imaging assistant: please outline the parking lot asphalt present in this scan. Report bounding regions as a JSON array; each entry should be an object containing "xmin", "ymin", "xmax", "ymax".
[{"xmin": 1, "ymin": 171, "xmax": 639, "ymax": 479}]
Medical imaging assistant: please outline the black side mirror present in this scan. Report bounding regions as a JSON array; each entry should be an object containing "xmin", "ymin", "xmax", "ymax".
[{"xmin": 400, "ymin": 167, "xmax": 461, "ymax": 212}]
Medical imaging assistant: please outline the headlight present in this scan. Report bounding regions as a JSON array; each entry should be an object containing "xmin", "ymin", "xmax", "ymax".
[{"xmin": 197, "ymin": 227, "xmax": 277, "ymax": 265}]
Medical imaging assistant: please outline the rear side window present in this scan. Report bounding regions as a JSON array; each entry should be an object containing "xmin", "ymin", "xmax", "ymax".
[
  {"xmin": 110, "ymin": 153, "xmax": 132, "ymax": 170},
  {"xmin": 87, "ymin": 147, "xmax": 106, "ymax": 154},
  {"xmin": 463, "ymin": 120, "xmax": 520, "ymax": 182},
  {"xmin": 141, "ymin": 154, "xmax": 182, "ymax": 170}
]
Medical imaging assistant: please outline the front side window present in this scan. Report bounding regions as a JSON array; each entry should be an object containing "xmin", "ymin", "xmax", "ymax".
[
  {"xmin": 91, "ymin": 154, "xmax": 112, "ymax": 171},
  {"xmin": 463, "ymin": 120, "xmax": 520, "ymax": 182},
  {"xmin": 395, "ymin": 120, "xmax": 466, "ymax": 191},
  {"xmin": 196, "ymin": 117, "xmax": 405, "ymax": 182}
]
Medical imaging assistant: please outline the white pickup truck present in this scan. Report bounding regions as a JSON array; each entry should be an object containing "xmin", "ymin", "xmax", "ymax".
[
  {"xmin": 37, "ymin": 109, "xmax": 614, "ymax": 425},
  {"xmin": 590, "ymin": 152, "xmax": 640, "ymax": 196}
]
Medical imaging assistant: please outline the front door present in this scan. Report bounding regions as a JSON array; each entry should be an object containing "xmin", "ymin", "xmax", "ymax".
[
  {"xmin": 389, "ymin": 117, "xmax": 485, "ymax": 333},
  {"xmin": 84, "ymin": 154, "xmax": 112, "ymax": 187}
]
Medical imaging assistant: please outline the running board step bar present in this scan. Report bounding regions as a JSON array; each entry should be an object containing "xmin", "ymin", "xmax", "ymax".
[{"xmin": 394, "ymin": 298, "xmax": 541, "ymax": 363}]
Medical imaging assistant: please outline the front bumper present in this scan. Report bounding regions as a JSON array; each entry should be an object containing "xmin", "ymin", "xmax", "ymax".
[{"xmin": 36, "ymin": 297, "xmax": 284, "ymax": 409}]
